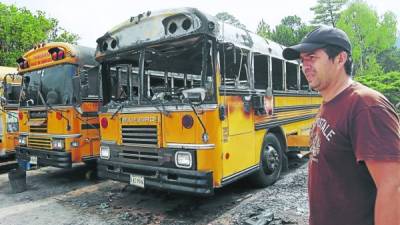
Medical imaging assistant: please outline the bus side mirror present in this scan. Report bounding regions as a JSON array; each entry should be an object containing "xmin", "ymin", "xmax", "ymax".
[
  {"xmin": 23, "ymin": 76, "xmax": 30, "ymax": 88},
  {"xmin": 72, "ymin": 76, "xmax": 81, "ymax": 104},
  {"xmin": 87, "ymin": 66, "xmax": 100, "ymax": 96},
  {"xmin": 252, "ymin": 95, "xmax": 266, "ymax": 115},
  {"xmin": 0, "ymin": 96, "xmax": 6, "ymax": 106},
  {"xmin": 80, "ymin": 70, "xmax": 89, "ymax": 97}
]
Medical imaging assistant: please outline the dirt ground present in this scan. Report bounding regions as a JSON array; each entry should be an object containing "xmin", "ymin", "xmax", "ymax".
[{"xmin": 0, "ymin": 158, "xmax": 309, "ymax": 225}]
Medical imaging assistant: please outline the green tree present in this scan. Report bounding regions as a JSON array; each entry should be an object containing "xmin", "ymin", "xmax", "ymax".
[
  {"xmin": 337, "ymin": 1, "xmax": 397, "ymax": 74},
  {"xmin": 356, "ymin": 71, "xmax": 400, "ymax": 105},
  {"xmin": 310, "ymin": 0, "xmax": 348, "ymax": 27},
  {"xmin": 0, "ymin": 3, "xmax": 79, "ymax": 67},
  {"xmin": 377, "ymin": 47, "xmax": 400, "ymax": 73},
  {"xmin": 215, "ymin": 12, "xmax": 247, "ymax": 29},
  {"xmin": 48, "ymin": 22, "xmax": 79, "ymax": 44},
  {"xmin": 256, "ymin": 19, "xmax": 272, "ymax": 39},
  {"xmin": 268, "ymin": 15, "xmax": 313, "ymax": 46}
]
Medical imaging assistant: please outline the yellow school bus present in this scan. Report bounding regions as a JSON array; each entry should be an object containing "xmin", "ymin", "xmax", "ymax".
[
  {"xmin": 96, "ymin": 8, "xmax": 321, "ymax": 195},
  {"xmin": 0, "ymin": 67, "xmax": 20, "ymax": 161},
  {"xmin": 16, "ymin": 42, "xmax": 101, "ymax": 169}
]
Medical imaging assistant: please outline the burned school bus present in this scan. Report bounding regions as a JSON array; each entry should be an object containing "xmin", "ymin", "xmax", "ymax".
[
  {"xmin": 16, "ymin": 42, "xmax": 101, "ymax": 169},
  {"xmin": 96, "ymin": 8, "xmax": 321, "ymax": 195},
  {"xmin": 0, "ymin": 67, "xmax": 20, "ymax": 162}
]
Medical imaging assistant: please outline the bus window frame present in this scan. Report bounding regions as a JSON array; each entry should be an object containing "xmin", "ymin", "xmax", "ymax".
[
  {"xmin": 285, "ymin": 61, "xmax": 300, "ymax": 92},
  {"xmin": 219, "ymin": 43, "xmax": 251, "ymax": 89}
]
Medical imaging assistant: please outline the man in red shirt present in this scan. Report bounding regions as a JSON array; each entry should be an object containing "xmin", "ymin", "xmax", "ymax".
[{"xmin": 283, "ymin": 26, "xmax": 400, "ymax": 225}]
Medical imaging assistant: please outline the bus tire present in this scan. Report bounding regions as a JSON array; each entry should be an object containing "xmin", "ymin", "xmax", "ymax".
[{"xmin": 250, "ymin": 133, "xmax": 283, "ymax": 187}]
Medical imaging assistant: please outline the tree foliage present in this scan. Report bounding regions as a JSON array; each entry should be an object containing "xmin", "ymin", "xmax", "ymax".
[
  {"xmin": 336, "ymin": 1, "xmax": 399, "ymax": 105},
  {"xmin": 310, "ymin": 0, "xmax": 348, "ymax": 27},
  {"xmin": 356, "ymin": 71, "xmax": 400, "ymax": 105},
  {"xmin": 258, "ymin": 16, "xmax": 312, "ymax": 47},
  {"xmin": 256, "ymin": 19, "xmax": 272, "ymax": 39},
  {"xmin": 336, "ymin": 1, "xmax": 397, "ymax": 74},
  {"xmin": 215, "ymin": 12, "xmax": 247, "ymax": 29},
  {"xmin": 377, "ymin": 47, "xmax": 400, "ymax": 73},
  {"xmin": 0, "ymin": 3, "xmax": 79, "ymax": 67}
]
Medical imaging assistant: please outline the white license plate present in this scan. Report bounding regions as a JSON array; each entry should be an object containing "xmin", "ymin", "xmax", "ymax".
[
  {"xmin": 30, "ymin": 156, "xmax": 38, "ymax": 165},
  {"xmin": 129, "ymin": 174, "xmax": 144, "ymax": 188}
]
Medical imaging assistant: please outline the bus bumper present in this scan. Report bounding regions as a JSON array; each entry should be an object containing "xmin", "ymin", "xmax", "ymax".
[
  {"xmin": 0, "ymin": 150, "xmax": 15, "ymax": 159},
  {"xmin": 98, "ymin": 159, "xmax": 214, "ymax": 196},
  {"xmin": 16, "ymin": 147, "xmax": 72, "ymax": 168}
]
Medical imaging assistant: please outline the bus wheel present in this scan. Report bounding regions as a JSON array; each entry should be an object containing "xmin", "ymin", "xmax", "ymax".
[{"xmin": 251, "ymin": 133, "xmax": 283, "ymax": 187}]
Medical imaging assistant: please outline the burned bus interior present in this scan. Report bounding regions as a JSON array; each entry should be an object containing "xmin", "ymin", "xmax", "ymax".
[{"xmin": 101, "ymin": 36, "xmax": 215, "ymax": 107}]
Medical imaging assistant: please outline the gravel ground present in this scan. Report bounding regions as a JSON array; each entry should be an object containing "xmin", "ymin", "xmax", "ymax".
[
  {"xmin": 211, "ymin": 161, "xmax": 309, "ymax": 225},
  {"xmin": 0, "ymin": 159, "xmax": 309, "ymax": 225}
]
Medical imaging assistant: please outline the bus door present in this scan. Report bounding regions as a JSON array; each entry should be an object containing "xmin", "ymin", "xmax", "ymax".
[{"xmin": 220, "ymin": 46, "xmax": 255, "ymax": 179}]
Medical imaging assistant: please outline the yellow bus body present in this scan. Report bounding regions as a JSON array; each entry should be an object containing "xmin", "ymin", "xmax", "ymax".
[
  {"xmin": 16, "ymin": 43, "xmax": 101, "ymax": 168},
  {"xmin": 0, "ymin": 67, "xmax": 20, "ymax": 159},
  {"xmin": 96, "ymin": 8, "xmax": 321, "ymax": 195}
]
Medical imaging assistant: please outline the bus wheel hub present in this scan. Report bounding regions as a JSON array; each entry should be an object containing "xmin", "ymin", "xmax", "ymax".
[{"xmin": 264, "ymin": 146, "xmax": 279, "ymax": 172}]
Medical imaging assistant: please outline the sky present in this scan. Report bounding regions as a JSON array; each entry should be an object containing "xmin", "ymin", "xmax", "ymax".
[{"xmin": 2, "ymin": 0, "xmax": 399, "ymax": 48}]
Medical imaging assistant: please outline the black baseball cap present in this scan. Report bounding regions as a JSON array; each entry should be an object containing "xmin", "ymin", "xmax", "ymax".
[{"xmin": 283, "ymin": 26, "xmax": 352, "ymax": 60}]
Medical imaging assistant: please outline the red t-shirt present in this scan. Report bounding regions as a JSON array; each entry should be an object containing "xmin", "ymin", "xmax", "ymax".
[{"xmin": 308, "ymin": 82, "xmax": 400, "ymax": 225}]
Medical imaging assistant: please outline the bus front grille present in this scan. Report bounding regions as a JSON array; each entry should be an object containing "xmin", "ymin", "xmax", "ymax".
[
  {"xmin": 28, "ymin": 136, "xmax": 51, "ymax": 150},
  {"xmin": 29, "ymin": 124, "xmax": 47, "ymax": 133},
  {"xmin": 119, "ymin": 149, "xmax": 161, "ymax": 162},
  {"xmin": 121, "ymin": 125, "xmax": 158, "ymax": 147}
]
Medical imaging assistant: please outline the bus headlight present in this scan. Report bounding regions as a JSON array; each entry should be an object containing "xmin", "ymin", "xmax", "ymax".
[
  {"xmin": 18, "ymin": 136, "xmax": 27, "ymax": 146},
  {"xmin": 52, "ymin": 139, "xmax": 65, "ymax": 150},
  {"xmin": 100, "ymin": 146, "xmax": 110, "ymax": 160},
  {"xmin": 70, "ymin": 141, "xmax": 79, "ymax": 148},
  {"xmin": 175, "ymin": 151, "xmax": 192, "ymax": 169}
]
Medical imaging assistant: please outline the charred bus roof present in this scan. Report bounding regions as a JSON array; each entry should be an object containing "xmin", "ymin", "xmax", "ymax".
[
  {"xmin": 95, "ymin": 7, "xmax": 287, "ymax": 62},
  {"xmin": 17, "ymin": 42, "xmax": 97, "ymax": 74}
]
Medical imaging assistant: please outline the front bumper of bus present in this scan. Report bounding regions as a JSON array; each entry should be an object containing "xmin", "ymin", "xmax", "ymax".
[
  {"xmin": 16, "ymin": 146, "xmax": 72, "ymax": 168},
  {"xmin": 0, "ymin": 149, "xmax": 15, "ymax": 159},
  {"xmin": 98, "ymin": 158, "xmax": 214, "ymax": 196}
]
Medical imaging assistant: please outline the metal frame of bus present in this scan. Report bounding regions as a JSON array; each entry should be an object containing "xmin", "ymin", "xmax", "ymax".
[
  {"xmin": 15, "ymin": 42, "xmax": 101, "ymax": 169},
  {"xmin": 95, "ymin": 8, "xmax": 321, "ymax": 195}
]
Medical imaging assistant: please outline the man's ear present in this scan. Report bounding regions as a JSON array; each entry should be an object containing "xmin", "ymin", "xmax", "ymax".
[{"xmin": 337, "ymin": 51, "xmax": 348, "ymax": 65}]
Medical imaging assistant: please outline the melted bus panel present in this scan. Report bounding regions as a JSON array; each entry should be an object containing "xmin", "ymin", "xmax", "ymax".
[
  {"xmin": 96, "ymin": 8, "xmax": 321, "ymax": 195},
  {"xmin": 16, "ymin": 42, "xmax": 101, "ymax": 169}
]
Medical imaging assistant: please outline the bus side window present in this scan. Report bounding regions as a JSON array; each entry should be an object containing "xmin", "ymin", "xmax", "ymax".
[
  {"xmin": 286, "ymin": 62, "xmax": 298, "ymax": 91},
  {"xmin": 300, "ymin": 68, "xmax": 309, "ymax": 91},
  {"xmin": 220, "ymin": 45, "xmax": 249, "ymax": 88},
  {"xmin": 254, "ymin": 53, "xmax": 269, "ymax": 90},
  {"xmin": 272, "ymin": 57, "xmax": 283, "ymax": 91}
]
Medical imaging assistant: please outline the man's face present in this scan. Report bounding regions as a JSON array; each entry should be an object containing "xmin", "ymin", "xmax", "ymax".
[{"xmin": 300, "ymin": 49, "xmax": 337, "ymax": 92}]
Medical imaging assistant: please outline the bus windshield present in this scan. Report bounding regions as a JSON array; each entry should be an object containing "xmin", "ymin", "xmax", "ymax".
[
  {"xmin": 103, "ymin": 36, "xmax": 215, "ymax": 106},
  {"xmin": 20, "ymin": 64, "xmax": 77, "ymax": 107}
]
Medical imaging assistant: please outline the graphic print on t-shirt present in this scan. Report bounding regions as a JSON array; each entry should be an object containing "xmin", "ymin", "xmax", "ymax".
[
  {"xmin": 309, "ymin": 120, "xmax": 321, "ymax": 162},
  {"xmin": 309, "ymin": 111, "xmax": 336, "ymax": 163}
]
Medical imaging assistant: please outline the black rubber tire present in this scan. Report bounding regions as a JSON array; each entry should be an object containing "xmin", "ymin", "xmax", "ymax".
[{"xmin": 250, "ymin": 133, "xmax": 284, "ymax": 187}]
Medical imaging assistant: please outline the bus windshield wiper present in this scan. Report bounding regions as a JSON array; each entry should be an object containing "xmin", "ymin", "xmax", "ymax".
[
  {"xmin": 111, "ymin": 102, "xmax": 125, "ymax": 119},
  {"xmin": 184, "ymin": 98, "xmax": 208, "ymax": 143}
]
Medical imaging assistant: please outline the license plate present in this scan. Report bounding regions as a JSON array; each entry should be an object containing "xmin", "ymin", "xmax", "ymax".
[
  {"xmin": 30, "ymin": 156, "xmax": 38, "ymax": 165},
  {"xmin": 129, "ymin": 174, "xmax": 144, "ymax": 188}
]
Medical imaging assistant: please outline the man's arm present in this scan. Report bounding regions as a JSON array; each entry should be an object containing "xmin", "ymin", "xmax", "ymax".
[{"xmin": 365, "ymin": 160, "xmax": 400, "ymax": 225}]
